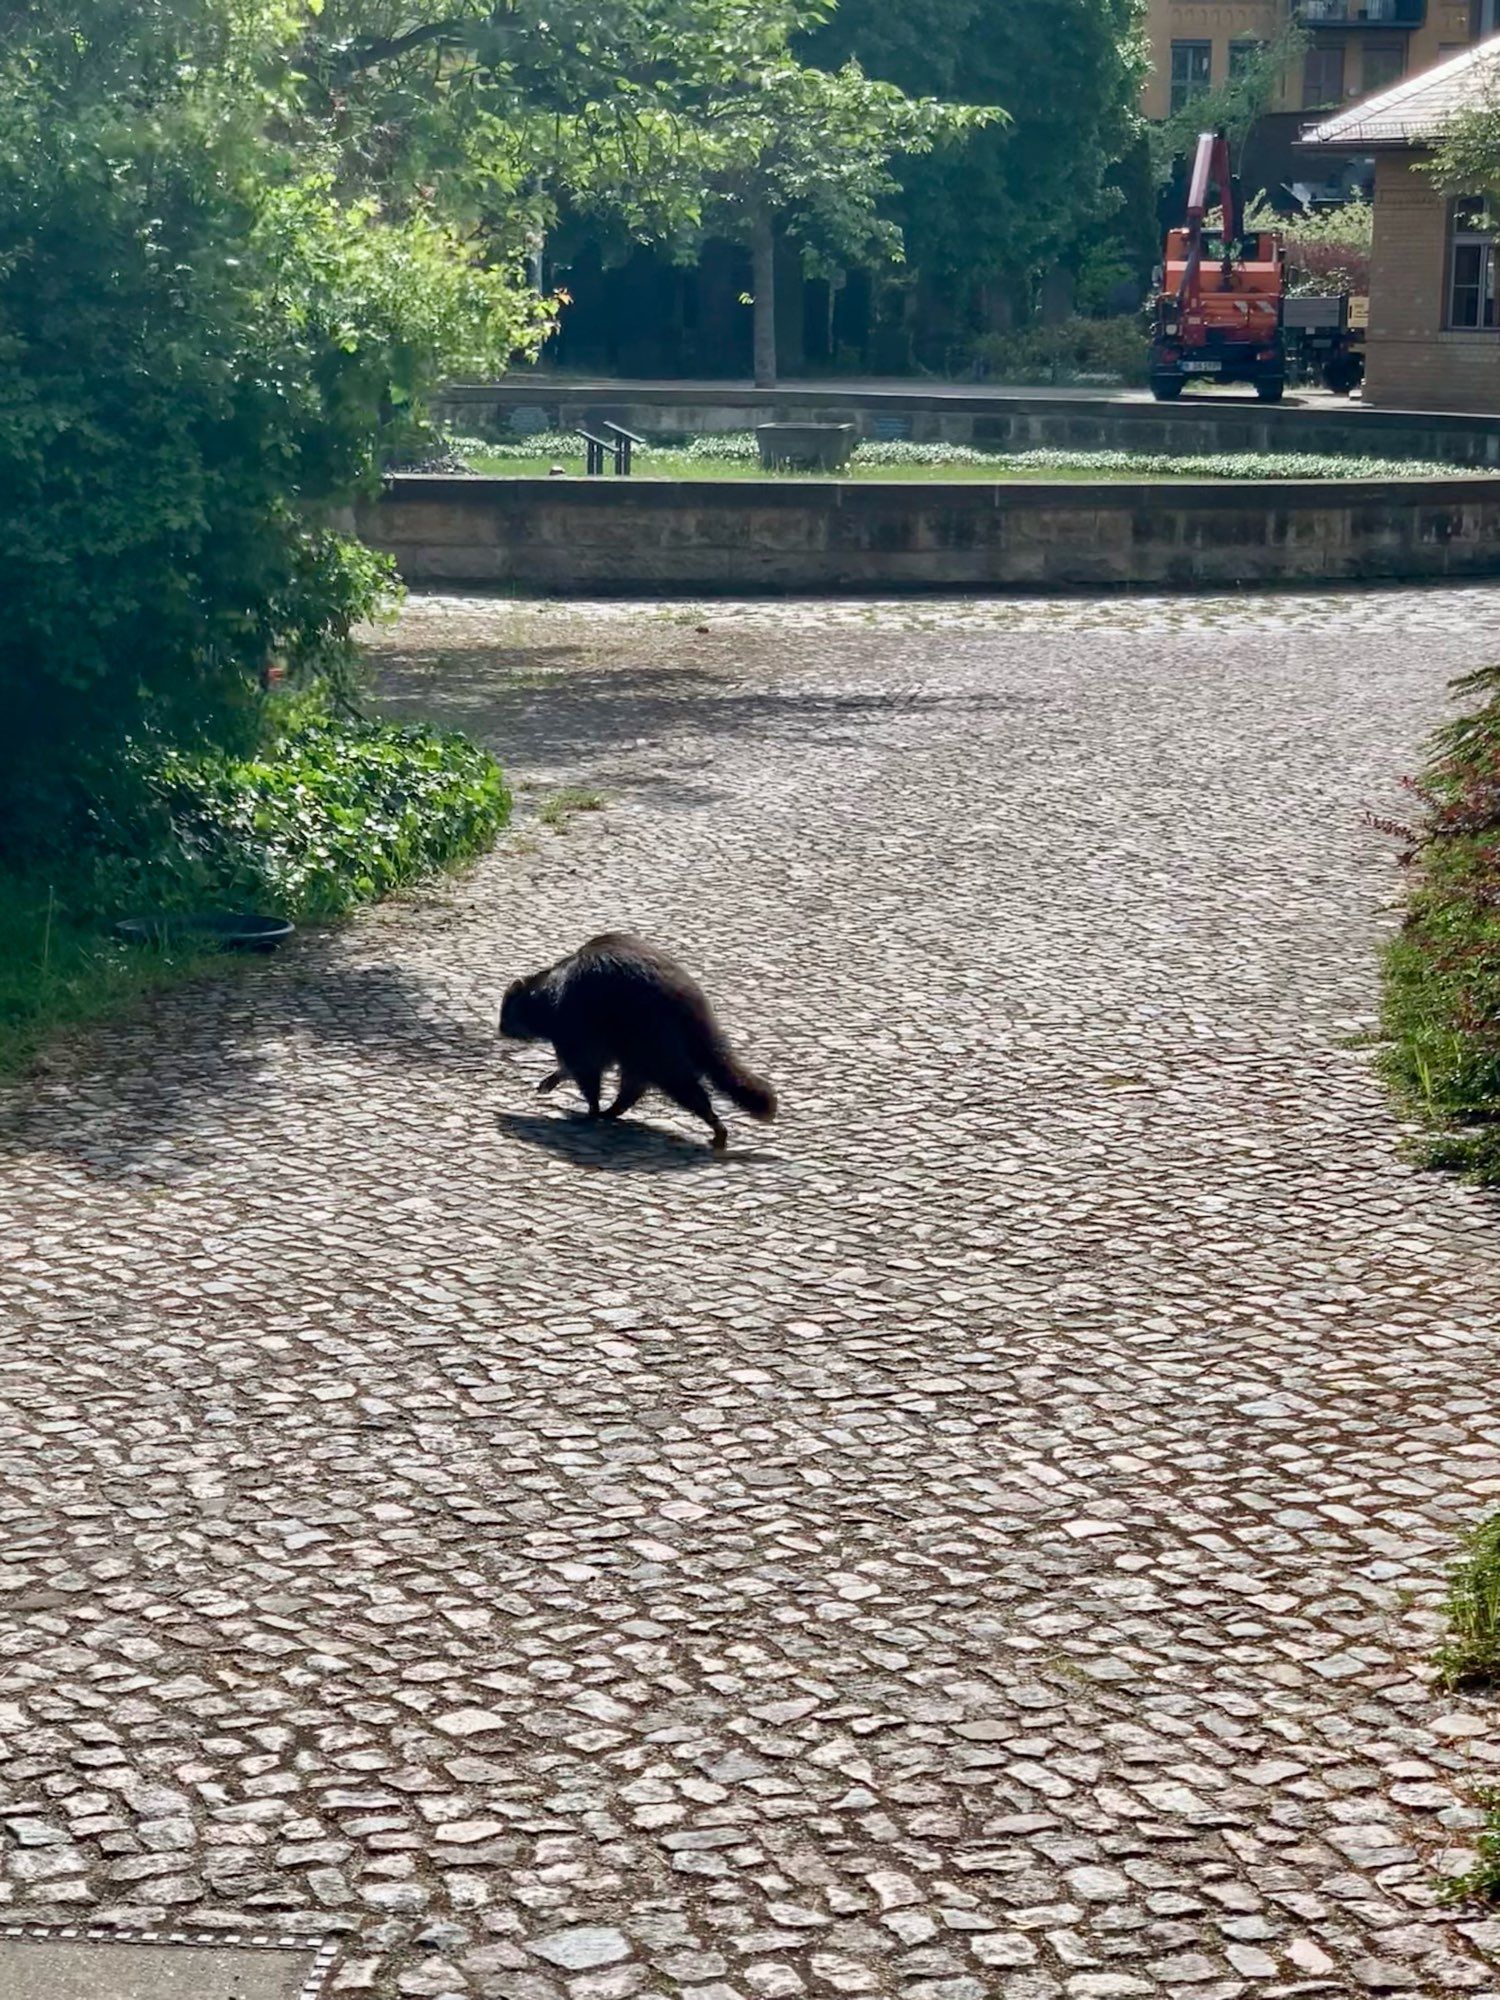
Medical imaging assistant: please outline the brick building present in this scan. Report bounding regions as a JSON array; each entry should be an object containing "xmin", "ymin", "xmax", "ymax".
[
  {"xmin": 1302, "ymin": 37, "xmax": 1500, "ymax": 408},
  {"xmin": 1142, "ymin": 0, "xmax": 1492, "ymax": 201},
  {"xmin": 1142, "ymin": 0, "xmax": 1490, "ymax": 122}
]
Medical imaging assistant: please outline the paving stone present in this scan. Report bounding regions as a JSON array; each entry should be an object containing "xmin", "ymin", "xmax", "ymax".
[
  {"xmin": 969, "ymin": 1932, "xmax": 1038, "ymax": 1967},
  {"xmin": 4, "ymin": 587, "xmax": 1500, "ymax": 2000},
  {"xmin": 1068, "ymin": 1869, "xmax": 1132, "ymax": 1904},
  {"xmin": 1222, "ymin": 1947, "xmax": 1276, "ymax": 1979},
  {"xmin": 741, "ymin": 1969, "xmax": 804, "ymax": 1998},
  {"xmin": 1351, "ymin": 1963, "xmax": 1422, "ymax": 1991},
  {"xmin": 531, "ymin": 1933, "xmax": 632, "ymax": 1973}
]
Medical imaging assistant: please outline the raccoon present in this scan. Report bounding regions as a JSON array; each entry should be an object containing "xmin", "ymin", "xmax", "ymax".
[{"xmin": 499, "ymin": 932, "xmax": 777, "ymax": 1149}]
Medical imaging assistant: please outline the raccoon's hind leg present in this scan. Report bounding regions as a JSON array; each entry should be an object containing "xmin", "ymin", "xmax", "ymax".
[
  {"xmin": 660, "ymin": 1071, "xmax": 729, "ymax": 1149},
  {"xmin": 536, "ymin": 1067, "xmax": 567, "ymax": 1095}
]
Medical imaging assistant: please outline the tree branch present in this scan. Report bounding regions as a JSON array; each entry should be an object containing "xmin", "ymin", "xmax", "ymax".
[{"xmin": 334, "ymin": 17, "xmax": 474, "ymax": 78}]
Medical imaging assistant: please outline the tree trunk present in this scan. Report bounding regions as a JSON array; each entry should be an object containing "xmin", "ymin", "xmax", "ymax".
[{"xmin": 751, "ymin": 207, "xmax": 776, "ymax": 389}]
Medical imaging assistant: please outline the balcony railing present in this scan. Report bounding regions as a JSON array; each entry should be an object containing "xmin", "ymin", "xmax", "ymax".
[{"xmin": 1293, "ymin": 0, "xmax": 1425, "ymax": 24}]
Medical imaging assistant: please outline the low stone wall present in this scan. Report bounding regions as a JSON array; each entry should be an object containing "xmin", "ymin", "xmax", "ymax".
[
  {"xmin": 362, "ymin": 474, "xmax": 1500, "ymax": 593},
  {"xmin": 433, "ymin": 381, "xmax": 1500, "ymax": 469}
]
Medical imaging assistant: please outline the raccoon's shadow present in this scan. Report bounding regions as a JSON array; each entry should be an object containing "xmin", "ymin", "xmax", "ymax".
[{"xmin": 496, "ymin": 1108, "xmax": 772, "ymax": 1173}]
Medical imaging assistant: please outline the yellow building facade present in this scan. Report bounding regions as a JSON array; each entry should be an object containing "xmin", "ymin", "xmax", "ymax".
[{"xmin": 1140, "ymin": 0, "xmax": 1484, "ymax": 123}]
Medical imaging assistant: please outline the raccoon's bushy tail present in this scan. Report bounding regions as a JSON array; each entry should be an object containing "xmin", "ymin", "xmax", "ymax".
[{"xmin": 706, "ymin": 1044, "xmax": 778, "ymax": 1122}]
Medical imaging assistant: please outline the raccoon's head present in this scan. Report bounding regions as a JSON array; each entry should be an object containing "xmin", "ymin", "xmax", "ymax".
[{"xmin": 499, "ymin": 972, "xmax": 550, "ymax": 1041}]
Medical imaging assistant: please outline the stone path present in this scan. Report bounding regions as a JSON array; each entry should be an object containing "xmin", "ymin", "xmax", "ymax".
[{"xmin": 4, "ymin": 588, "xmax": 1500, "ymax": 2000}]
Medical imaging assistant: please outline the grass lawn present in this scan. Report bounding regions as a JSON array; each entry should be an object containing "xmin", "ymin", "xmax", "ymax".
[
  {"xmin": 466, "ymin": 451, "xmax": 1185, "ymax": 482},
  {"xmin": 449, "ymin": 434, "xmax": 1469, "ymax": 484},
  {"xmin": 0, "ymin": 874, "xmax": 210, "ymax": 1079}
]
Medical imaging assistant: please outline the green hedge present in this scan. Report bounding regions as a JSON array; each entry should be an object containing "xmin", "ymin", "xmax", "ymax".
[
  {"xmin": 969, "ymin": 315, "xmax": 1150, "ymax": 386},
  {"xmin": 1380, "ymin": 663, "xmax": 1500, "ymax": 1180},
  {"xmin": 1437, "ymin": 1509, "xmax": 1500, "ymax": 1689}
]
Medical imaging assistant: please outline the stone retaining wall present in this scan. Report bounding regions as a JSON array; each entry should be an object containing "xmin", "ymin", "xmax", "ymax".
[
  {"xmin": 434, "ymin": 382, "xmax": 1500, "ymax": 468},
  {"xmin": 362, "ymin": 474, "xmax": 1500, "ymax": 592}
]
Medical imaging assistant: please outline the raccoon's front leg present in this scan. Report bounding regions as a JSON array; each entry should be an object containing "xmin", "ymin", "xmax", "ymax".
[
  {"xmin": 536, "ymin": 1067, "xmax": 567, "ymax": 1095},
  {"xmin": 551, "ymin": 1035, "xmax": 605, "ymax": 1117},
  {"xmin": 602, "ymin": 1071, "xmax": 648, "ymax": 1124}
]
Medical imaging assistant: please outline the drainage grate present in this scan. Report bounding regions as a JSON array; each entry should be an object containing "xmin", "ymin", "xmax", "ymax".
[{"xmin": 0, "ymin": 1926, "xmax": 339, "ymax": 2000}]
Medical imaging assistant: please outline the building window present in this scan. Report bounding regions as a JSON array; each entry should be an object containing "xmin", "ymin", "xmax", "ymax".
[
  {"xmin": 1360, "ymin": 42, "xmax": 1404, "ymax": 95},
  {"xmin": 1302, "ymin": 43, "xmax": 1346, "ymax": 109},
  {"xmin": 1228, "ymin": 39, "xmax": 1264, "ymax": 78},
  {"xmin": 1449, "ymin": 201, "xmax": 1497, "ymax": 330},
  {"xmin": 1170, "ymin": 41, "xmax": 1212, "ymax": 114}
]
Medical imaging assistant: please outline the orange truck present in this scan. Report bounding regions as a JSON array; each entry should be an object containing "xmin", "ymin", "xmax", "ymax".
[{"xmin": 1149, "ymin": 128, "xmax": 1287, "ymax": 403}]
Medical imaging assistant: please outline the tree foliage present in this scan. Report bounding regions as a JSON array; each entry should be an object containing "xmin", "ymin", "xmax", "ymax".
[
  {"xmin": 1151, "ymin": 23, "xmax": 1306, "ymax": 185},
  {"xmin": 0, "ymin": 0, "xmax": 556, "ymax": 855},
  {"xmin": 698, "ymin": 56, "xmax": 992, "ymax": 272},
  {"xmin": 1246, "ymin": 189, "xmax": 1372, "ymax": 296},
  {"xmin": 1428, "ymin": 79, "xmax": 1500, "ymax": 201},
  {"xmin": 683, "ymin": 25, "xmax": 996, "ymax": 381},
  {"xmin": 805, "ymin": 0, "xmax": 1148, "ymax": 316}
]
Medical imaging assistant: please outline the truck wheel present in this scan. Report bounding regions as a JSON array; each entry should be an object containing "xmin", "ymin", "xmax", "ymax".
[
  {"xmin": 1255, "ymin": 380, "xmax": 1285, "ymax": 404},
  {"xmin": 1150, "ymin": 377, "xmax": 1184, "ymax": 402},
  {"xmin": 1322, "ymin": 356, "xmax": 1362, "ymax": 396}
]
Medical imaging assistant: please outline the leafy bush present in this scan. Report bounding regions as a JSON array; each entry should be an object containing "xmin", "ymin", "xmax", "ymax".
[
  {"xmin": 1444, "ymin": 1789, "xmax": 1500, "ymax": 1905},
  {"xmin": 0, "ymin": 699, "xmax": 512, "ymax": 1072},
  {"xmin": 998, "ymin": 448, "xmax": 1463, "ymax": 479},
  {"xmin": 969, "ymin": 315, "xmax": 1150, "ymax": 386},
  {"xmin": 681, "ymin": 432, "xmax": 762, "ymax": 462},
  {"xmin": 0, "ymin": 1, "xmax": 546, "ymax": 864},
  {"xmin": 1436, "ymin": 1511, "xmax": 1500, "ymax": 1689},
  {"xmin": 159, "ymin": 703, "xmax": 513, "ymax": 921},
  {"xmin": 1246, "ymin": 193, "xmax": 1373, "ymax": 298},
  {"xmin": 1380, "ymin": 663, "xmax": 1500, "ymax": 1181}
]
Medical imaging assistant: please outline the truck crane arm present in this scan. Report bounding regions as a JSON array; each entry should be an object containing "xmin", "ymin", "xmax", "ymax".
[{"xmin": 1176, "ymin": 128, "xmax": 1236, "ymax": 310}]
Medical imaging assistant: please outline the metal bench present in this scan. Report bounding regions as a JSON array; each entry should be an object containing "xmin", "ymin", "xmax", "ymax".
[
  {"xmin": 576, "ymin": 423, "xmax": 647, "ymax": 475},
  {"xmin": 577, "ymin": 429, "xmax": 613, "ymax": 476},
  {"xmin": 603, "ymin": 421, "xmax": 645, "ymax": 474}
]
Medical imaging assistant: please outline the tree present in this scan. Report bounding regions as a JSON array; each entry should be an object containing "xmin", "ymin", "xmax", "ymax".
[
  {"xmin": 0, "ymin": 0, "xmax": 554, "ymax": 854},
  {"xmin": 805, "ymin": 0, "xmax": 1147, "ymax": 334},
  {"xmin": 689, "ymin": 52, "xmax": 996, "ymax": 386},
  {"xmin": 1151, "ymin": 22, "xmax": 1307, "ymax": 187},
  {"xmin": 352, "ymin": 0, "xmax": 994, "ymax": 387},
  {"xmin": 1427, "ymin": 78, "xmax": 1500, "ymax": 201}
]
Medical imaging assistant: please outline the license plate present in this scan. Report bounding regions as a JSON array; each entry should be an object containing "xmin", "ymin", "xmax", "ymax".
[{"xmin": 1181, "ymin": 360, "xmax": 1221, "ymax": 373}]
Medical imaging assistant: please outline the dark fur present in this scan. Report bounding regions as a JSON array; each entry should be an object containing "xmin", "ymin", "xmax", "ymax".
[{"xmin": 499, "ymin": 932, "xmax": 777, "ymax": 1149}]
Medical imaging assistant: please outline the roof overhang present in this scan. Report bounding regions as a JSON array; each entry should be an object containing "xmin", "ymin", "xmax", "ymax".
[{"xmin": 1294, "ymin": 130, "xmax": 1432, "ymax": 151}]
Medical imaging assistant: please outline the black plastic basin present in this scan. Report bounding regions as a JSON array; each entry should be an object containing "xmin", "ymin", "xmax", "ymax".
[{"xmin": 115, "ymin": 913, "xmax": 295, "ymax": 954}]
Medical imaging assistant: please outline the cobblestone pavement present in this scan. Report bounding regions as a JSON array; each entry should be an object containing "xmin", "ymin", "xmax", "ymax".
[{"xmin": 4, "ymin": 588, "xmax": 1500, "ymax": 2000}]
